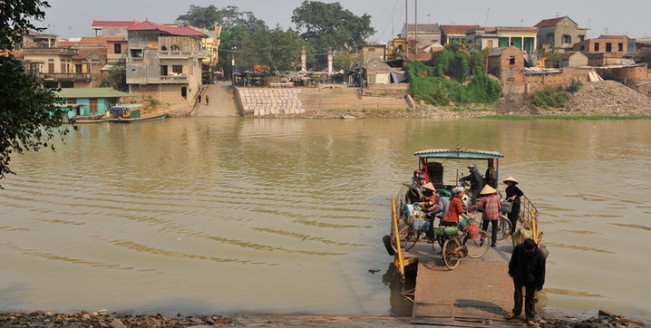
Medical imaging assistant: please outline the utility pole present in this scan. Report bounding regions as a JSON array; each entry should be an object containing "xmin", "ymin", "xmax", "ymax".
[
  {"xmin": 405, "ymin": 0, "xmax": 409, "ymax": 56},
  {"xmin": 414, "ymin": 0, "xmax": 418, "ymax": 55}
]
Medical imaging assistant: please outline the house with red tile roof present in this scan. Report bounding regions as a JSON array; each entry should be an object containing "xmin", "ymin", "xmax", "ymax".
[
  {"xmin": 534, "ymin": 16, "xmax": 588, "ymax": 50},
  {"xmin": 126, "ymin": 21, "xmax": 208, "ymax": 108}
]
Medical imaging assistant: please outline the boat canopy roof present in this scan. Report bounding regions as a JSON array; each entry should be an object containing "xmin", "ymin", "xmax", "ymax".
[
  {"xmin": 414, "ymin": 148, "xmax": 504, "ymax": 160},
  {"xmin": 110, "ymin": 103, "xmax": 142, "ymax": 111}
]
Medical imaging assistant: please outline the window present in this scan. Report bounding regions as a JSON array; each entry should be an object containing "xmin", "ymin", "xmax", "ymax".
[
  {"xmin": 75, "ymin": 64, "xmax": 83, "ymax": 73},
  {"xmin": 618, "ymin": 43, "xmax": 623, "ymax": 52},
  {"xmin": 170, "ymin": 45, "xmax": 180, "ymax": 51},
  {"xmin": 160, "ymin": 65, "xmax": 168, "ymax": 76},
  {"xmin": 594, "ymin": 43, "xmax": 600, "ymax": 52},
  {"xmin": 130, "ymin": 49, "xmax": 143, "ymax": 57},
  {"xmin": 606, "ymin": 43, "xmax": 612, "ymax": 52},
  {"xmin": 114, "ymin": 43, "xmax": 122, "ymax": 54},
  {"xmin": 579, "ymin": 35, "xmax": 585, "ymax": 42},
  {"xmin": 172, "ymin": 65, "xmax": 183, "ymax": 74},
  {"xmin": 509, "ymin": 56, "xmax": 516, "ymax": 65},
  {"xmin": 562, "ymin": 35, "xmax": 571, "ymax": 44},
  {"xmin": 48, "ymin": 59, "xmax": 55, "ymax": 73}
]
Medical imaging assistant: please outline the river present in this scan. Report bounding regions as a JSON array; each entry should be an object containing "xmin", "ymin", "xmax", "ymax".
[{"xmin": 0, "ymin": 117, "xmax": 649, "ymax": 321}]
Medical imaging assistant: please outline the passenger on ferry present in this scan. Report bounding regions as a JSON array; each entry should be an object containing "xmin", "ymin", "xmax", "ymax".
[
  {"xmin": 441, "ymin": 187, "xmax": 473, "ymax": 227},
  {"xmin": 467, "ymin": 185, "xmax": 501, "ymax": 247},
  {"xmin": 460, "ymin": 164, "xmax": 484, "ymax": 205},
  {"xmin": 414, "ymin": 183, "xmax": 438, "ymax": 237},
  {"xmin": 423, "ymin": 188, "xmax": 452, "ymax": 241},
  {"xmin": 504, "ymin": 176, "xmax": 525, "ymax": 234},
  {"xmin": 406, "ymin": 174, "xmax": 428, "ymax": 204}
]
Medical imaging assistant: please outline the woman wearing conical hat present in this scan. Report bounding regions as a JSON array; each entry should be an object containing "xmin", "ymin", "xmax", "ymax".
[
  {"xmin": 467, "ymin": 184, "xmax": 501, "ymax": 247},
  {"xmin": 503, "ymin": 176, "xmax": 524, "ymax": 234}
]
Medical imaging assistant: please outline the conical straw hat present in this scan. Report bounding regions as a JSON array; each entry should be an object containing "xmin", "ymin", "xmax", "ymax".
[
  {"xmin": 503, "ymin": 176, "xmax": 519, "ymax": 184},
  {"xmin": 422, "ymin": 182, "xmax": 436, "ymax": 191},
  {"xmin": 479, "ymin": 185, "xmax": 497, "ymax": 195}
]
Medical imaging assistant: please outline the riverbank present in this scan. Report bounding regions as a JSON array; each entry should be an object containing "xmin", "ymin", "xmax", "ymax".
[
  {"xmin": 238, "ymin": 80, "xmax": 650, "ymax": 119},
  {"xmin": 0, "ymin": 310, "xmax": 648, "ymax": 327}
]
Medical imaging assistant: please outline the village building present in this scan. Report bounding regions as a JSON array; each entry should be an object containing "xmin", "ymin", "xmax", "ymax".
[
  {"xmin": 125, "ymin": 21, "xmax": 207, "ymax": 107},
  {"xmin": 488, "ymin": 46, "xmax": 594, "ymax": 95},
  {"xmin": 91, "ymin": 20, "xmax": 141, "ymax": 38},
  {"xmin": 535, "ymin": 16, "xmax": 588, "ymax": 51},
  {"xmin": 440, "ymin": 25, "xmax": 480, "ymax": 46},
  {"xmin": 554, "ymin": 51, "xmax": 589, "ymax": 68},
  {"xmin": 573, "ymin": 35, "xmax": 630, "ymax": 66},
  {"xmin": 399, "ymin": 23, "xmax": 441, "ymax": 58},
  {"xmin": 57, "ymin": 87, "xmax": 132, "ymax": 118}
]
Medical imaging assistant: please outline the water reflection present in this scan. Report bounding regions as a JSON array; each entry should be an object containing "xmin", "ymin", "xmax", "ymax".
[{"xmin": 0, "ymin": 118, "xmax": 648, "ymax": 319}]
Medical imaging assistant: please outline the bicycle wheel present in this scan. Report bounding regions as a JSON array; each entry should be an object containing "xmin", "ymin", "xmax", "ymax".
[
  {"xmin": 401, "ymin": 226, "xmax": 420, "ymax": 251},
  {"xmin": 442, "ymin": 237, "xmax": 462, "ymax": 270},
  {"xmin": 464, "ymin": 229, "xmax": 490, "ymax": 259},
  {"xmin": 496, "ymin": 215, "xmax": 512, "ymax": 241}
]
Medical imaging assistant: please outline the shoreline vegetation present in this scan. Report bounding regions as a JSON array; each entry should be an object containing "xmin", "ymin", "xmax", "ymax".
[{"xmin": 0, "ymin": 309, "xmax": 648, "ymax": 327}]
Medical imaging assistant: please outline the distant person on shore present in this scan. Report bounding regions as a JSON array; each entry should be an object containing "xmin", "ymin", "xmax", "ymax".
[
  {"xmin": 441, "ymin": 187, "xmax": 473, "ymax": 227},
  {"xmin": 467, "ymin": 185, "xmax": 501, "ymax": 247},
  {"xmin": 205, "ymin": 95, "xmax": 210, "ymax": 105},
  {"xmin": 506, "ymin": 238, "xmax": 546, "ymax": 326},
  {"xmin": 504, "ymin": 176, "xmax": 524, "ymax": 234},
  {"xmin": 460, "ymin": 164, "xmax": 484, "ymax": 205},
  {"xmin": 197, "ymin": 94, "xmax": 202, "ymax": 104}
]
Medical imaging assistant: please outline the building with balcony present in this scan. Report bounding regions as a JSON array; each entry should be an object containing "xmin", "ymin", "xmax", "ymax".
[
  {"xmin": 125, "ymin": 21, "xmax": 207, "ymax": 106},
  {"xmin": 535, "ymin": 16, "xmax": 588, "ymax": 51}
]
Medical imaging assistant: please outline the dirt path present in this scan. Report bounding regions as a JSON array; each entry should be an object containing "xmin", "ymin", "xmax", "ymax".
[{"xmin": 194, "ymin": 81, "xmax": 240, "ymax": 117}]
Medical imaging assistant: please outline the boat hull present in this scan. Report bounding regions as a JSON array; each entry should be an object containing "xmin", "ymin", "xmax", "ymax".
[{"xmin": 108, "ymin": 113, "xmax": 167, "ymax": 123}]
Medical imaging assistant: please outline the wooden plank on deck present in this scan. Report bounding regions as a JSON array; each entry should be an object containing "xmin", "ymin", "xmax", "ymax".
[{"xmin": 410, "ymin": 241, "xmax": 524, "ymax": 327}]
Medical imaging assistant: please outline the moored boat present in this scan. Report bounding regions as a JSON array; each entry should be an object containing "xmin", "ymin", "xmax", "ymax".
[{"xmin": 107, "ymin": 104, "xmax": 167, "ymax": 123}]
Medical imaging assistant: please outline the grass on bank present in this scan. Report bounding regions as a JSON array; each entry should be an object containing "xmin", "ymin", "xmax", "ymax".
[{"xmin": 479, "ymin": 114, "xmax": 651, "ymax": 120}]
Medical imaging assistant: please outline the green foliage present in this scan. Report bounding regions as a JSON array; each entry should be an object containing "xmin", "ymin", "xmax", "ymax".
[
  {"xmin": 333, "ymin": 51, "xmax": 357, "ymax": 71},
  {"xmin": 291, "ymin": 1, "xmax": 374, "ymax": 67},
  {"xmin": 469, "ymin": 49, "xmax": 487, "ymax": 75},
  {"xmin": 100, "ymin": 62, "xmax": 127, "ymax": 91},
  {"xmin": 0, "ymin": 0, "xmax": 50, "ymax": 49},
  {"xmin": 0, "ymin": 56, "xmax": 68, "ymax": 184},
  {"xmin": 450, "ymin": 51, "xmax": 469, "ymax": 82},
  {"xmin": 531, "ymin": 86, "xmax": 569, "ymax": 108},
  {"xmin": 567, "ymin": 79, "xmax": 583, "ymax": 95},
  {"xmin": 637, "ymin": 49, "xmax": 651, "ymax": 65},
  {"xmin": 0, "ymin": 0, "xmax": 71, "ymax": 185},
  {"xmin": 240, "ymin": 27, "xmax": 304, "ymax": 71},
  {"xmin": 480, "ymin": 114, "xmax": 651, "ymax": 120},
  {"xmin": 177, "ymin": 5, "xmax": 266, "ymax": 31},
  {"xmin": 407, "ymin": 61, "xmax": 501, "ymax": 106}
]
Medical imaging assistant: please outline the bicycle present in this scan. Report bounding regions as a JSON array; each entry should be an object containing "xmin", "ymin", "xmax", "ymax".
[{"xmin": 432, "ymin": 219, "xmax": 491, "ymax": 270}]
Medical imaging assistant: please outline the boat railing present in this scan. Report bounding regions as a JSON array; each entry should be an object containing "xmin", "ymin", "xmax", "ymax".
[
  {"xmin": 391, "ymin": 184, "xmax": 417, "ymax": 302},
  {"xmin": 519, "ymin": 194, "xmax": 541, "ymax": 243}
]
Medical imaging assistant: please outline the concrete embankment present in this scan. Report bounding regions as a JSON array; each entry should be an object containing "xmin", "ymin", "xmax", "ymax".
[{"xmin": 235, "ymin": 85, "xmax": 410, "ymax": 116}]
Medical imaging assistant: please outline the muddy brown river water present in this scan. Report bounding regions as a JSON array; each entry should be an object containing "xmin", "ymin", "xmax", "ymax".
[{"xmin": 0, "ymin": 117, "xmax": 649, "ymax": 321}]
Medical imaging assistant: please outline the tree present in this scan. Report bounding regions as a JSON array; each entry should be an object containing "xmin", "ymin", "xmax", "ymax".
[
  {"xmin": 291, "ymin": 0, "xmax": 375, "ymax": 67},
  {"xmin": 637, "ymin": 48, "xmax": 651, "ymax": 65},
  {"xmin": 240, "ymin": 27, "xmax": 304, "ymax": 71},
  {"xmin": 0, "ymin": 0, "xmax": 69, "ymax": 185},
  {"xmin": 333, "ymin": 51, "xmax": 357, "ymax": 71},
  {"xmin": 177, "ymin": 5, "xmax": 266, "ymax": 31},
  {"xmin": 100, "ymin": 61, "xmax": 127, "ymax": 91}
]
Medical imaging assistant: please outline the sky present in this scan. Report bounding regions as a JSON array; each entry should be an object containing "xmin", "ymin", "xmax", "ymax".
[{"xmin": 36, "ymin": 0, "xmax": 651, "ymax": 41}]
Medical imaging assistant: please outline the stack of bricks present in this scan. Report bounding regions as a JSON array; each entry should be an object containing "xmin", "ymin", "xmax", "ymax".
[{"xmin": 238, "ymin": 88, "xmax": 305, "ymax": 116}]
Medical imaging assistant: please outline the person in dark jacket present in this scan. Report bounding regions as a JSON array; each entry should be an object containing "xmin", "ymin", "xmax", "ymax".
[
  {"xmin": 506, "ymin": 238, "xmax": 546, "ymax": 326},
  {"xmin": 460, "ymin": 164, "xmax": 484, "ymax": 205},
  {"xmin": 406, "ymin": 174, "xmax": 428, "ymax": 204},
  {"xmin": 504, "ymin": 176, "xmax": 525, "ymax": 234}
]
